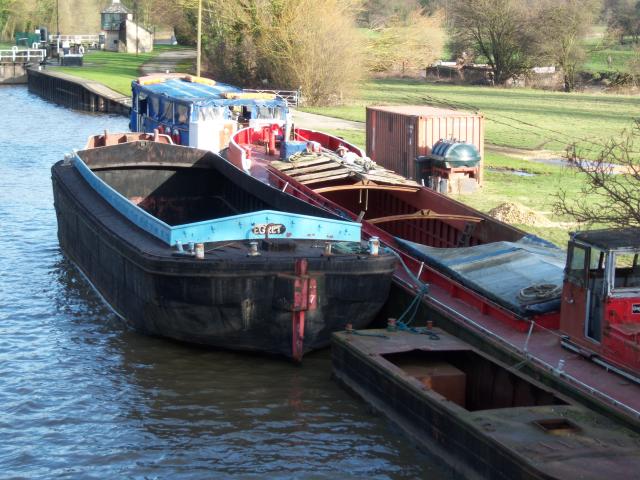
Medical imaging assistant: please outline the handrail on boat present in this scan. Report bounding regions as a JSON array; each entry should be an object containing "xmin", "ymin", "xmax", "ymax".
[{"xmin": 314, "ymin": 184, "xmax": 420, "ymax": 194}]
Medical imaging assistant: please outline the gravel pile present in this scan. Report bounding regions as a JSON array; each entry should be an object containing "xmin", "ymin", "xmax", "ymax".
[{"xmin": 488, "ymin": 202, "xmax": 553, "ymax": 227}]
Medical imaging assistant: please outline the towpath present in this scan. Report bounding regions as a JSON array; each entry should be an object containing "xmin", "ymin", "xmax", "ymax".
[
  {"xmin": 139, "ymin": 48, "xmax": 195, "ymax": 75},
  {"xmin": 291, "ymin": 110, "xmax": 364, "ymax": 132}
]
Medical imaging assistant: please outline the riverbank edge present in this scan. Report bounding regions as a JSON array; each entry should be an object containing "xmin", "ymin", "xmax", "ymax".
[{"xmin": 27, "ymin": 67, "xmax": 130, "ymax": 116}]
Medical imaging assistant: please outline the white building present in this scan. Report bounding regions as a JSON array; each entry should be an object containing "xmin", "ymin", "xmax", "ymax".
[{"xmin": 101, "ymin": 0, "xmax": 153, "ymax": 54}]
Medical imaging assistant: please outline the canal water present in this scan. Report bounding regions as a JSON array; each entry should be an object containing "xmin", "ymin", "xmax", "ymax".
[{"xmin": 0, "ymin": 86, "xmax": 451, "ymax": 479}]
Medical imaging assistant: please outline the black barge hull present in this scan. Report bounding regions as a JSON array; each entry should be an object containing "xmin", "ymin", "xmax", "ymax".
[{"xmin": 52, "ymin": 142, "xmax": 395, "ymax": 359}]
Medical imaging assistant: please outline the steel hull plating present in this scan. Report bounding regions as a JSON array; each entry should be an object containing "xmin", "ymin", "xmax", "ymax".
[
  {"xmin": 332, "ymin": 330, "xmax": 640, "ymax": 480},
  {"xmin": 51, "ymin": 143, "xmax": 395, "ymax": 360}
]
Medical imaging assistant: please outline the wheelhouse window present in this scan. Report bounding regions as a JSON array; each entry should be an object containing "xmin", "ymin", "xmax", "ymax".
[
  {"xmin": 174, "ymin": 103, "xmax": 189, "ymax": 126},
  {"xmin": 198, "ymin": 106, "xmax": 224, "ymax": 122},
  {"xmin": 566, "ymin": 242, "xmax": 588, "ymax": 287},
  {"xmin": 137, "ymin": 92, "xmax": 148, "ymax": 115},
  {"xmin": 148, "ymin": 96, "xmax": 160, "ymax": 119},
  {"xmin": 160, "ymin": 100, "xmax": 173, "ymax": 123},
  {"xmin": 256, "ymin": 105, "xmax": 278, "ymax": 119},
  {"xmin": 611, "ymin": 251, "xmax": 640, "ymax": 292}
]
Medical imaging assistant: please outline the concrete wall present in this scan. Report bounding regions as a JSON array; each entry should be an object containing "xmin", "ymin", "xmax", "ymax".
[
  {"xmin": 103, "ymin": 20, "xmax": 153, "ymax": 53},
  {"xmin": 426, "ymin": 64, "xmax": 563, "ymax": 89},
  {"xmin": 123, "ymin": 19, "xmax": 153, "ymax": 54},
  {"xmin": 0, "ymin": 63, "xmax": 28, "ymax": 84}
]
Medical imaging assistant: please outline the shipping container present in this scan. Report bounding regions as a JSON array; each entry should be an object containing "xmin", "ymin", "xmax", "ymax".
[{"xmin": 366, "ymin": 106, "xmax": 485, "ymax": 184}]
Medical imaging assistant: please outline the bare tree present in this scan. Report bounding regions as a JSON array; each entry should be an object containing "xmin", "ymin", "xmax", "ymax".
[
  {"xmin": 447, "ymin": 0, "xmax": 538, "ymax": 85},
  {"xmin": 554, "ymin": 122, "xmax": 640, "ymax": 228},
  {"xmin": 359, "ymin": 0, "xmax": 422, "ymax": 29},
  {"xmin": 535, "ymin": 0, "xmax": 602, "ymax": 92}
]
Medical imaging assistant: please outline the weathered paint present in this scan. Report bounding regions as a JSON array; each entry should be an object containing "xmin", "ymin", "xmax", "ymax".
[{"xmin": 332, "ymin": 329, "xmax": 640, "ymax": 480}]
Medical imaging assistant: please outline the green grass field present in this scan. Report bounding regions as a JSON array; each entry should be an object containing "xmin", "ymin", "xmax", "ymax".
[
  {"xmin": 451, "ymin": 151, "xmax": 591, "ymax": 247},
  {"xmin": 583, "ymin": 44, "xmax": 636, "ymax": 73},
  {"xmin": 53, "ymin": 45, "xmax": 191, "ymax": 95},
  {"xmin": 305, "ymin": 79, "xmax": 640, "ymax": 157},
  {"xmin": 582, "ymin": 27, "xmax": 638, "ymax": 74}
]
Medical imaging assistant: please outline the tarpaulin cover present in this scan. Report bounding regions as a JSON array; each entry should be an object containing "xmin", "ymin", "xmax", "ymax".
[
  {"xmin": 397, "ymin": 236, "xmax": 565, "ymax": 317},
  {"xmin": 132, "ymin": 79, "xmax": 287, "ymax": 109},
  {"xmin": 280, "ymin": 141, "xmax": 308, "ymax": 160}
]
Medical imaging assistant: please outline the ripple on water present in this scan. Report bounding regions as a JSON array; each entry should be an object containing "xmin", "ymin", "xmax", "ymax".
[{"xmin": 0, "ymin": 86, "xmax": 451, "ymax": 479}]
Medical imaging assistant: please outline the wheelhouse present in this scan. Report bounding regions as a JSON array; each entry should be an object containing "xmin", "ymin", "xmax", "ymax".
[
  {"xmin": 130, "ymin": 74, "xmax": 289, "ymax": 152},
  {"xmin": 560, "ymin": 228, "xmax": 640, "ymax": 376}
]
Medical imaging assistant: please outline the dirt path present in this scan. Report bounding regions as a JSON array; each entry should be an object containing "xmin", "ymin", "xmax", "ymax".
[
  {"xmin": 291, "ymin": 110, "xmax": 365, "ymax": 131},
  {"xmin": 140, "ymin": 49, "xmax": 196, "ymax": 76},
  {"xmin": 486, "ymin": 144, "xmax": 568, "ymax": 166}
]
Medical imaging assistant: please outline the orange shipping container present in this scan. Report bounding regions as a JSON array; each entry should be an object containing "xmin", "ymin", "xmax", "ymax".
[{"xmin": 366, "ymin": 106, "xmax": 485, "ymax": 184}]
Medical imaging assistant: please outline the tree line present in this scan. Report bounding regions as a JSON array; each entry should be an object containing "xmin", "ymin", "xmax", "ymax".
[
  {"xmin": 447, "ymin": 0, "xmax": 603, "ymax": 92},
  {"xmin": 6, "ymin": 1, "xmax": 640, "ymax": 100}
]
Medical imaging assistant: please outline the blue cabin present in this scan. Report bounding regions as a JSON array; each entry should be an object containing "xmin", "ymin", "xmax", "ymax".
[{"xmin": 130, "ymin": 74, "xmax": 289, "ymax": 152}]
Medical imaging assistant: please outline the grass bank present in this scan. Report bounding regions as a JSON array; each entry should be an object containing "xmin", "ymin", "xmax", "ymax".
[
  {"xmin": 52, "ymin": 45, "xmax": 191, "ymax": 95},
  {"xmin": 451, "ymin": 151, "xmax": 591, "ymax": 248},
  {"xmin": 305, "ymin": 79, "xmax": 640, "ymax": 157}
]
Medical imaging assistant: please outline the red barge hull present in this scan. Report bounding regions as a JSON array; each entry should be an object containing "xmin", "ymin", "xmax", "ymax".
[{"xmin": 227, "ymin": 126, "xmax": 640, "ymax": 427}]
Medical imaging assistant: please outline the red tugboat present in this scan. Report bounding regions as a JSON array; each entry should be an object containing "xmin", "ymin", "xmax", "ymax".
[{"xmin": 227, "ymin": 124, "xmax": 640, "ymax": 425}]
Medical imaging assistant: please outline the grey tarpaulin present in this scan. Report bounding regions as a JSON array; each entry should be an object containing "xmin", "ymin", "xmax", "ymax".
[{"xmin": 396, "ymin": 236, "xmax": 565, "ymax": 317}]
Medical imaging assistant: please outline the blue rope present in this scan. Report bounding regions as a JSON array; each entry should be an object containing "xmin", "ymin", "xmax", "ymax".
[
  {"xmin": 396, "ymin": 283, "xmax": 428, "ymax": 326},
  {"xmin": 383, "ymin": 247, "xmax": 439, "ymax": 339},
  {"xmin": 396, "ymin": 321, "xmax": 440, "ymax": 340}
]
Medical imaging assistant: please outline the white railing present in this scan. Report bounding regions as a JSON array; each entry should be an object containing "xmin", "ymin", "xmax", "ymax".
[
  {"xmin": 243, "ymin": 88, "xmax": 302, "ymax": 107},
  {"xmin": 49, "ymin": 34, "xmax": 100, "ymax": 45},
  {"xmin": 0, "ymin": 47, "xmax": 46, "ymax": 63}
]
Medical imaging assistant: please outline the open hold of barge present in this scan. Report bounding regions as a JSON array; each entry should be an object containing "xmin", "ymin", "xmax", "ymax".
[
  {"xmin": 332, "ymin": 328, "xmax": 640, "ymax": 480},
  {"xmin": 51, "ymin": 136, "xmax": 396, "ymax": 361}
]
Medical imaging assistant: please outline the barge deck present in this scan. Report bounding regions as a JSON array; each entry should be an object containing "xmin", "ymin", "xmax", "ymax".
[{"xmin": 332, "ymin": 328, "xmax": 640, "ymax": 480}]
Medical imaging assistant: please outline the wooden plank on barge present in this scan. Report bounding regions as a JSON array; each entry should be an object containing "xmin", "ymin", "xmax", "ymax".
[
  {"xmin": 272, "ymin": 157, "xmax": 337, "ymax": 171},
  {"xmin": 302, "ymin": 173, "xmax": 353, "ymax": 185},
  {"xmin": 293, "ymin": 167, "xmax": 352, "ymax": 183},
  {"xmin": 284, "ymin": 162, "xmax": 343, "ymax": 176}
]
